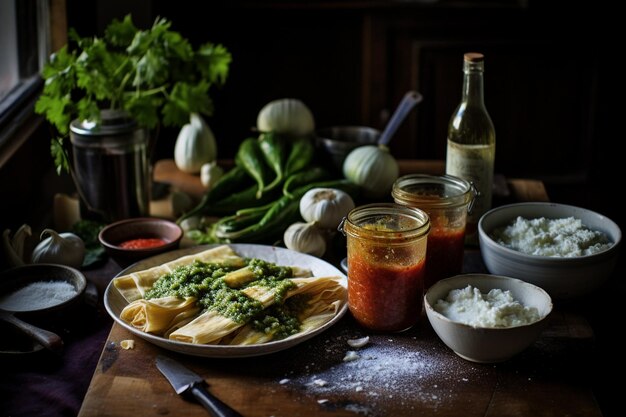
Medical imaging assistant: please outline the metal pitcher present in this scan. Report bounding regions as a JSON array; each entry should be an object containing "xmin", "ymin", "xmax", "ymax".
[{"xmin": 69, "ymin": 110, "xmax": 150, "ymax": 222}]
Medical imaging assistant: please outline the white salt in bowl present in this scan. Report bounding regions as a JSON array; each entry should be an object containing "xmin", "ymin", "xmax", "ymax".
[
  {"xmin": 424, "ymin": 274, "xmax": 552, "ymax": 363},
  {"xmin": 0, "ymin": 264, "xmax": 87, "ymax": 314},
  {"xmin": 478, "ymin": 202, "xmax": 622, "ymax": 300}
]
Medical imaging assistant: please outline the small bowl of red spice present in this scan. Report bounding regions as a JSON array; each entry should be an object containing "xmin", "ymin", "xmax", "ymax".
[{"xmin": 98, "ymin": 217, "xmax": 183, "ymax": 267}]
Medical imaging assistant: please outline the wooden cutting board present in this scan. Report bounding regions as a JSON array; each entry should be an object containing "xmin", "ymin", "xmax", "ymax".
[{"xmin": 78, "ymin": 308, "xmax": 598, "ymax": 417}]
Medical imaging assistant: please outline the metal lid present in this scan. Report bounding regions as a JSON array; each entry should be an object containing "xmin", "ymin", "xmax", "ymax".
[
  {"xmin": 69, "ymin": 109, "xmax": 147, "ymax": 148},
  {"xmin": 392, "ymin": 174, "xmax": 476, "ymax": 211},
  {"xmin": 70, "ymin": 109, "xmax": 138, "ymax": 137},
  {"xmin": 340, "ymin": 203, "xmax": 430, "ymax": 243}
]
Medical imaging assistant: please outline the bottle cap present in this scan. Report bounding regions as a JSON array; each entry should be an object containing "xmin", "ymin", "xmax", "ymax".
[{"xmin": 464, "ymin": 52, "xmax": 484, "ymax": 63}]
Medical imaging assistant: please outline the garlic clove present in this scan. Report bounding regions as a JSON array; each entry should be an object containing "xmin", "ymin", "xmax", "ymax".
[
  {"xmin": 200, "ymin": 161, "xmax": 224, "ymax": 189},
  {"xmin": 347, "ymin": 336, "xmax": 370, "ymax": 348},
  {"xmin": 283, "ymin": 222, "xmax": 326, "ymax": 257},
  {"xmin": 299, "ymin": 188, "xmax": 355, "ymax": 230},
  {"xmin": 31, "ymin": 228, "xmax": 85, "ymax": 269}
]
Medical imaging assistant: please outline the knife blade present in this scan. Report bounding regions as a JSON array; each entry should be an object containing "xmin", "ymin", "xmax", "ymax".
[{"xmin": 156, "ymin": 354, "xmax": 243, "ymax": 417}]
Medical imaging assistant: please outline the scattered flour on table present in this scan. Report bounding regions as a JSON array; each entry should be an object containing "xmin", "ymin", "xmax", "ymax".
[
  {"xmin": 0, "ymin": 280, "xmax": 77, "ymax": 311},
  {"xmin": 280, "ymin": 332, "xmax": 485, "ymax": 414},
  {"xmin": 490, "ymin": 216, "xmax": 613, "ymax": 257}
]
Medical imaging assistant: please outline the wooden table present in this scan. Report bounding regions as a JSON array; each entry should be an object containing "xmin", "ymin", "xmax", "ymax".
[
  {"xmin": 151, "ymin": 159, "xmax": 549, "ymax": 213},
  {"xmin": 77, "ymin": 161, "xmax": 600, "ymax": 417}
]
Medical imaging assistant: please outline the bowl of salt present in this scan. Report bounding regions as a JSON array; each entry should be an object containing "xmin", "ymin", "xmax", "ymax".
[{"xmin": 0, "ymin": 264, "xmax": 87, "ymax": 353}]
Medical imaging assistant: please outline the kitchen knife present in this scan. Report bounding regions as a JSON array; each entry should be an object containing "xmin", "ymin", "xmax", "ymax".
[{"xmin": 156, "ymin": 354, "xmax": 243, "ymax": 417}]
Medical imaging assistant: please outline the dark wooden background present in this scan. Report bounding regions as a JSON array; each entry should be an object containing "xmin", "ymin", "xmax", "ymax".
[
  {"xmin": 58, "ymin": 0, "xmax": 620, "ymax": 225},
  {"xmin": 0, "ymin": 2, "xmax": 622, "ymax": 415},
  {"xmin": 1, "ymin": 0, "xmax": 621, "ymax": 239}
]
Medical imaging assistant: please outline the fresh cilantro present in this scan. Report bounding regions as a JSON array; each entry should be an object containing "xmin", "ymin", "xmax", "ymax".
[
  {"xmin": 36, "ymin": 14, "xmax": 231, "ymax": 173},
  {"xmin": 71, "ymin": 219, "xmax": 107, "ymax": 268}
]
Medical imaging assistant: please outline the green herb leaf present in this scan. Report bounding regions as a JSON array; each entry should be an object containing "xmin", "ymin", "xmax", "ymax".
[
  {"xmin": 124, "ymin": 93, "xmax": 162, "ymax": 129},
  {"xmin": 72, "ymin": 219, "xmax": 107, "ymax": 268},
  {"xmin": 134, "ymin": 48, "xmax": 169, "ymax": 87},
  {"xmin": 196, "ymin": 43, "xmax": 232, "ymax": 84},
  {"xmin": 35, "ymin": 13, "xmax": 231, "ymax": 174},
  {"xmin": 35, "ymin": 94, "xmax": 72, "ymax": 134},
  {"xmin": 50, "ymin": 137, "xmax": 70, "ymax": 175},
  {"xmin": 104, "ymin": 15, "xmax": 137, "ymax": 47},
  {"xmin": 162, "ymin": 81, "xmax": 212, "ymax": 126}
]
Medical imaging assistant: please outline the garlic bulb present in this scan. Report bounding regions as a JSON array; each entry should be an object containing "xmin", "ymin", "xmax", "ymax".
[
  {"xmin": 200, "ymin": 161, "xmax": 224, "ymax": 189},
  {"xmin": 299, "ymin": 188, "xmax": 355, "ymax": 230},
  {"xmin": 284, "ymin": 222, "xmax": 326, "ymax": 257},
  {"xmin": 343, "ymin": 145, "xmax": 399, "ymax": 198},
  {"xmin": 2, "ymin": 224, "xmax": 32, "ymax": 267},
  {"xmin": 31, "ymin": 229, "xmax": 85, "ymax": 268},
  {"xmin": 256, "ymin": 98, "xmax": 315, "ymax": 137},
  {"xmin": 174, "ymin": 113, "xmax": 217, "ymax": 174}
]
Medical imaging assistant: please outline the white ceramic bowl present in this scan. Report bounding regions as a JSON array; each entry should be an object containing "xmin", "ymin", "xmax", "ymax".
[
  {"xmin": 425, "ymin": 274, "xmax": 553, "ymax": 363},
  {"xmin": 478, "ymin": 202, "xmax": 621, "ymax": 300}
]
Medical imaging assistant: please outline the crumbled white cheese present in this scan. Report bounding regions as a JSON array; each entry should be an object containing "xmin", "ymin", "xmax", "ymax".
[
  {"xmin": 343, "ymin": 351, "xmax": 360, "ymax": 362},
  {"xmin": 434, "ymin": 285, "xmax": 540, "ymax": 328},
  {"xmin": 490, "ymin": 216, "xmax": 612, "ymax": 257}
]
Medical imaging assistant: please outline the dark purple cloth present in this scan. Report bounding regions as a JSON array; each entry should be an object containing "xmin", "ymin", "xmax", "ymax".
[{"xmin": 1, "ymin": 306, "xmax": 112, "ymax": 417}]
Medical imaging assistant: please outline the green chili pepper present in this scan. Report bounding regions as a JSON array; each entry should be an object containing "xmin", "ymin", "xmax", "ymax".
[
  {"xmin": 236, "ymin": 201, "xmax": 276, "ymax": 216},
  {"xmin": 214, "ymin": 210, "xmax": 266, "ymax": 235},
  {"xmin": 235, "ymin": 137, "xmax": 271, "ymax": 199},
  {"xmin": 259, "ymin": 132, "xmax": 287, "ymax": 193},
  {"xmin": 216, "ymin": 196, "xmax": 301, "ymax": 243},
  {"xmin": 282, "ymin": 166, "xmax": 330, "ymax": 197},
  {"xmin": 215, "ymin": 179, "xmax": 360, "ymax": 243},
  {"xmin": 177, "ymin": 166, "xmax": 251, "ymax": 223},
  {"xmin": 209, "ymin": 184, "xmax": 280, "ymax": 216},
  {"xmin": 284, "ymin": 136, "xmax": 315, "ymax": 177}
]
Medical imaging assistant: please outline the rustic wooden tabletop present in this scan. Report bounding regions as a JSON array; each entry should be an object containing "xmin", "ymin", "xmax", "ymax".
[{"xmin": 78, "ymin": 160, "xmax": 598, "ymax": 417}]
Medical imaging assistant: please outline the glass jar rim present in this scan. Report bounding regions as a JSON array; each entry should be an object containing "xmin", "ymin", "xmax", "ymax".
[
  {"xmin": 342, "ymin": 203, "xmax": 430, "ymax": 243},
  {"xmin": 392, "ymin": 174, "xmax": 475, "ymax": 210}
]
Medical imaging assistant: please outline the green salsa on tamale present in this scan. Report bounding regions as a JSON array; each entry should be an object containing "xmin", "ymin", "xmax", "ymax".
[{"xmin": 144, "ymin": 258, "xmax": 298, "ymax": 335}]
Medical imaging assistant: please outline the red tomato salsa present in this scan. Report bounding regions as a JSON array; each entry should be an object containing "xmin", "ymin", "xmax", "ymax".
[
  {"xmin": 348, "ymin": 253, "xmax": 426, "ymax": 332},
  {"xmin": 118, "ymin": 238, "xmax": 167, "ymax": 250},
  {"xmin": 424, "ymin": 227, "xmax": 465, "ymax": 288}
]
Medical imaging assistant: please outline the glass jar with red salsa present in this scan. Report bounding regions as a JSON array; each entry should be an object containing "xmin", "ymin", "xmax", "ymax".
[
  {"xmin": 341, "ymin": 203, "xmax": 430, "ymax": 332},
  {"xmin": 392, "ymin": 174, "xmax": 476, "ymax": 289}
]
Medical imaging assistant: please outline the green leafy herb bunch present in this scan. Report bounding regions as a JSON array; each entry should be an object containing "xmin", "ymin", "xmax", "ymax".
[{"xmin": 35, "ymin": 14, "xmax": 231, "ymax": 173}]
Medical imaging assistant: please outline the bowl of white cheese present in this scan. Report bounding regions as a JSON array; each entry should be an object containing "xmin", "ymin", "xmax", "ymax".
[
  {"xmin": 478, "ymin": 202, "xmax": 621, "ymax": 300},
  {"xmin": 425, "ymin": 274, "xmax": 553, "ymax": 363}
]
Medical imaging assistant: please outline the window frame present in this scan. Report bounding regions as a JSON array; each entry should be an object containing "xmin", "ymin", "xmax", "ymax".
[{"xmin": 0, "ymin": 0, "xmax": 63, "ymax": 168}]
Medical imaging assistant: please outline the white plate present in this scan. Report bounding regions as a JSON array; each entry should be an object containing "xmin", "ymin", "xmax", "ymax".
[{"xmin": 104, "ymin": 244, "xmax": 348, "ymax": 358}]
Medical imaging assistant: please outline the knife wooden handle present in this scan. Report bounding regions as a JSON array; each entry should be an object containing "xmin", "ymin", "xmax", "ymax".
[{"xmin": 190, "ymin": 383, "xmax": 243, "ymax": 417}]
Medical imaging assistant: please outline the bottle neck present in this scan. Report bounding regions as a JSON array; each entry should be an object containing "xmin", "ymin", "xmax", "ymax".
[{"xmin": 462, "ymin": 61, "xmax": 485, "ymax": 105}]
